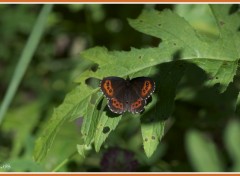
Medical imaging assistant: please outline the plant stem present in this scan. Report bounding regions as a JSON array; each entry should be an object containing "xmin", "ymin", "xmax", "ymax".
[
  {"xmin": 51, "ymin": 151, "xmax": 78, "ymax": 172},
  {"xmin": 0, "ymin": 4, "xmax": 53, "ymax": 125}
]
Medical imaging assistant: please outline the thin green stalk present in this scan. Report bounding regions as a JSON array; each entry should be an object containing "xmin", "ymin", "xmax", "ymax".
[
  {"xmin": 51, "ymin": 151, "xmax": 78, "ymax": 172},
  {"xmin": 84, "ymin": 5, "xmax": 94, "ymax": 47},
  {"xmin": 0, "ymin": 4, "xmax": 53, "ymax": 125}
]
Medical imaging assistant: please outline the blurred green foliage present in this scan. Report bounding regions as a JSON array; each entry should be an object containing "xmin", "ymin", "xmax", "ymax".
[{"xmin": 0, "ymin": 4, "xmax": 240, "ymax": 172}]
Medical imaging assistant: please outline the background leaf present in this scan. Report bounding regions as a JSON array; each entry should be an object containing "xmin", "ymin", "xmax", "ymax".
[
  {"xmin": 185, "ymin": 130, "xmax": 224, "ymax": 172},
  {"xmin": 224, "ymin": 119, "xmax": 240, "ymax": 171}
]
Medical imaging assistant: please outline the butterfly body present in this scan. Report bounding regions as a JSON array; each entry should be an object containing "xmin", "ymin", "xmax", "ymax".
[{"xmin": 100, "ymin": 76, "xmax": 155, "ymax": 114}]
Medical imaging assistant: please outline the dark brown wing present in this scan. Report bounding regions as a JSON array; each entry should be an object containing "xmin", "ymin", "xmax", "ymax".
[
  {"xmin": 130, "ymin": 77, "xmax": 155, "ymax": 99},
  {"xmin": 100, "ymin": 77, "xmax": 126, "ymax": 99},
  {"xmin": 100, "ymin": 76, "xmax": 127, "ymax": 114},
  {"xmin": 125, "ymin": 77, "xmax": 155, "ymax": 114},
  {"xmin": 126, "ymin": 88, "xmax": 146, "ymax": 114}
]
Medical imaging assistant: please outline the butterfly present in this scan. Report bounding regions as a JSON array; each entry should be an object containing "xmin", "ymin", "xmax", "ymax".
[{"xmin": 100, "ymin": 76, "xmax": 155, "ymax": 114}]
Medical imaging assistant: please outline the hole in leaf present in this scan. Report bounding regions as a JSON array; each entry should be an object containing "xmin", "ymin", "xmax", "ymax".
[
  {"xmin": 85, "ymin": 77, "xmax": 100, "ymax": 89},
  {"xmin": 151, "ymin": 136, "xmax": 156, "ymax": 140},
  {"xmin": 103, "ymin": 126, "xmax": 110, "ymax": 134},
  {"xmin": 144, "ymin": 138, "xmax": 148, "ymax": 142},
  {"xmin": 90, "ymin": 64, "xmax": 99, "ymax": 72},
  {"xmin": 219, "ymin": 20, "xmax": 225, "ymax": 26}
]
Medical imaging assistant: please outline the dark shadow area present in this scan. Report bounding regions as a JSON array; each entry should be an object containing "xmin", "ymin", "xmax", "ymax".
[
  {"xmin": 228, "ymin": 4, "xmax": 240, "ymax": 15},
  {"xmin": 105, "ymin": 107, "xmax": 122, "ymax": 118},
  {"xmin": 85, "ymin": 77, "xmax": 101, "ymax": 89},
  {"xmin": 96, "ymin": 98, "xmax": 104, "ymax": 110},
  {"xmin": 133, "ymin": 47, "xmax": 240, "ymax": 170},
  {"xmin": 162, "ymin": 61, "xmax": 240, "ymax": 170},
  {"xmin": 172, "ymin": 49, "xmax": 182, "ymax": 61},
  {"xmin": 100, "ymin": 147, "xmax": 139, "ymax": 172},
  {"xmin": 164, "ymin": 68, "xmax": 240, "ymax": 168}
]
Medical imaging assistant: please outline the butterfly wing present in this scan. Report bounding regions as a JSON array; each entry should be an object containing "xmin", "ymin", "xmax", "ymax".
[
  {"xmin": 100, "ymin": 77, "xmax": 126, "ymax": 98},
  {"xmin": 100, "ymin": 77, "xmax": 127, "ymax": 114},
  {"xmin": 100, "ymin": 76, "xmax": 155, "ymax": 114},
  {"xmin": 126, "ymin": 87, "xmax": 146, "ymax": 114},
  {"xmin": 127, "ymin": 77, "xmax": 155, "ymax": 113},
  {"xmin": 130, "ymin": 77, "xmax": 155, "ymax": 99}
]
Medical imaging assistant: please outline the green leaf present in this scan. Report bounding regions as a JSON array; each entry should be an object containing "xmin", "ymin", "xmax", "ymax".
[
  {"xmin": 224, "ymin": 119, "xmax": 240, "ymax": 171},
  {"xmin": 185, "ymin": 130, "xmax": 224, "ymax": 172},
  {"xmin": 141, "ymin": 115, "xmax": 165, "ymax": 158},
  {"xmin": 81, "ymin": 95, "xmax": 124, "ymax": 152},
  {"xmin": 174, "ymin": 4, "xmax": 218, "ymax": 36},
  {"xmin": 128, "ymin": 5, "xmax": 239, "ymax": 157},
  {"xmin": 141, "ymin": 61, "xmax": 185, "ymax": 157},
  {"xmin": 94, "ymin": 110, "xmax": 122, "ymax": 152},
  {"xmin": 129, "ymin": 5, "xmax": 239, "ymax": 91},
  {"xmin": 33, "ymin": 85, "xmax": 97, "ymax": 162},
  {"xmin": 76, "ymin": 46, "xmax": 171, "ymax": 81},
  {"xmin": 35, "ymin": 5, "xmax": 240, "ymax": 161},
  {"xmin": 81, "ymin": 95, "xmax": 103, "ymax": 145}
]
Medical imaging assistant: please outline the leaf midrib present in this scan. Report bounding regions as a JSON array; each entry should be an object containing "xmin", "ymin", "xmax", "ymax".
[{"xmin": 121, "ymin": 57, "xmax": 237, "ymax": 79}]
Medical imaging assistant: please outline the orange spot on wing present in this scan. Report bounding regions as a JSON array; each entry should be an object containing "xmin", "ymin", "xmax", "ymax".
[
  {"xmin": 131, "ymin": 98, "xmax": 142, "ymax": 109},
  {"xmin": 112, "ymin": 98, "xmax": 123, "ymax": 110},
  {"xmin": 141, "ymin": 80, "xmax": 153, "ymax": 97},
  {"xmin": 103, "ymin": 80, "xmax": 114, "ymax": 96}
]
